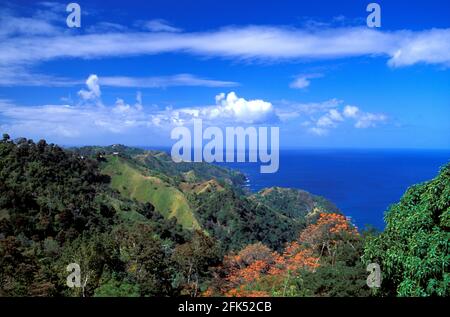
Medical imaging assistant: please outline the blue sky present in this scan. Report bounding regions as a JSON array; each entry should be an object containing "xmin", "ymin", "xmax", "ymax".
[{"xmin": 0, "ymin": 0, "xmax": 449, "ymax": 149}]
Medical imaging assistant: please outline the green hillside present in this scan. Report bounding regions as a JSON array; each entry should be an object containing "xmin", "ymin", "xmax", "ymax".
[
  {"xmin": 1, "ymin": 138, "xmax": 448, "ymax": 297},
  {"xmin": 101, "ymin": 155, "xmax": 201, "ymax": 230},
  {"xmin": 251, "ymin": 187, "xmax": 340, "ymax": 223},
  {"xmin": 134, "ymin": 150, "xmax": 246, "ymax": 186}
]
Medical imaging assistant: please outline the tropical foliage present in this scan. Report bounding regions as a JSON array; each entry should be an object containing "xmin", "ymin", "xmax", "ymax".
[
  {"xmin": 363, "ymin": 164, "xmax": 449, "ymax": 296},
  {"xmin": 0, "ymin": 135, "xmax": 448, "ymax": 297}
]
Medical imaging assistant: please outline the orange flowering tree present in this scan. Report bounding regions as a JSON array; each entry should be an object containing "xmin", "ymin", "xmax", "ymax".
[
  {"xmin": 207, "ymin": 241, "xmax": 320, "ymax": 297},
  {"xmin": 219, "ymin": 243, "xmax": 276, "ymax": 296},
  {"xmin": 204, "ymin": 213, "xmax": 360, "ymax": 297},
  {"xmin": 299, "ymin": 213, "xmax": 359, "ymax": 266}
]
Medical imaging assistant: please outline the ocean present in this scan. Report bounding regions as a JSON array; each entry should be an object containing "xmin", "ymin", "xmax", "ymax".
[{"xmin": 217, "ymin": 149, "xmax": 450, "ymax": 230}]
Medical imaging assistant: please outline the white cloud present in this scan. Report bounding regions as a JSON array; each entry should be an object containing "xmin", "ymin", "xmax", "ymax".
[
  {"xmin": 78, "ymin": 74, "xmax": 101, "ymax": 102},
  {"xmin": 343, "ymin": 105, "xmax": 359, "ymax": 118},
  {"xmin": 87, "ymin": 22, "xmax": 128, "ymax": 33},
  {"xmin": 354, "ymin": 113, "xmax": 388, "ymax": 128},
  {"xmin": 0, "ymin": 8, "xmax": 448, "ymax": 88},
  {"xmin": 1, "ymin": 23, "xmax": 449, "ymax": 68},
  {"xmin": 317, "ymin": 115, "xmax": 335, "ymax": 128},
  {"xmin": 0, "ymin": 72, "xmax": 389, "ymax": 142},
  {"xmin": 315, "ymin": 108, "xmax": 344, "ymax": 128},
  {"xmin": 0, "ymin": 11, "xmax": 61, "ymax": 39},
  {"xmin": 387, "ymin": 29, "xmax": 450, "ymax": 67},
  {"xmin": 135, "ymin": 91, "xmax": 143, "ymax": 110},
  {"xmin": 212, "ymin": 91, "xmax": 278, "ymax": 124},
  {"xmin": 0, "ymin": 68, "xmax": 238, "ymax": 88},
  {"xmin": 99, "ymin": 74, "xmax": 238, "ymax": 88},
  {"xmin": 290, "ymin": 77, "xmax": 311, "ymax": 89},
  {"xmin": 0, "ymin": 77, "xmax": 277, "ymax": 143},
  {"xmin": 303, "ymin": 103, "xmax": 387, "ymax": 135},
  {"xmin": 169, "ymin": 92, "xmax": 279, "ymax": 125},
  {"xmin": 309, "ymin": 127, "xmax": 328, "ymax": 136},
  {"xmin": 276, "ymin": 98, "xmax": 342, "ymax": 121},
  {"xmin": 328, "ymin": 109, "xmax": 343, "ymax": 121},
  {"xmin": 289, "ymin": 73, "xmax": 323, "ymax": 89},
  {"xmin": 0, "ymin": 91, "xmax": 156, "ymax": 140},
  {"xmin": 0, "ymin": 65, "xmax": 81, "ymax": 87},
  {"xmin": 342, "ymin": 105, "xmax": 387, "ymax": 128},
  {"xmin": 139, "ymin": 19, "xmax": 182, "ymax": 33}
]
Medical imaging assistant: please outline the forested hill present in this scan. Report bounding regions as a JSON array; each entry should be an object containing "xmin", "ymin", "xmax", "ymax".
[
  {"xmin": 72, "ymin": 145, "xmax": 246, "ymax": 187},
  {"xmin": 74, "ymin": 143, "xmax": 338, "ymax": 251},
  {"xmin": 0, "ymin": 136, "xmax": 341, "ymax": 296},
  {"xmin": 1, "ymin": 135, "xmax": 448, "ymax": 297}
]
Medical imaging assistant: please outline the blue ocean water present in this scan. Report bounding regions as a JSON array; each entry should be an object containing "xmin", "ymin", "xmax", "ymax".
[{"xmin": 218, "ymin": 149, "xmax": 450, "ymax": 230}]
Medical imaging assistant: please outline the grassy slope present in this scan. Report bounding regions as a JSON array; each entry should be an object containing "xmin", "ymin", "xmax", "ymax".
[
  {"xmin": 134, "ymin": 151, "xmax": 246, "ymax": 186},
  {"xmin": 101, "ymin": 155, "xmax": 201, "ymax": 230},
  {"xmin": 250, "ymin": 187, "xmax": 340, "ymax": 221}
]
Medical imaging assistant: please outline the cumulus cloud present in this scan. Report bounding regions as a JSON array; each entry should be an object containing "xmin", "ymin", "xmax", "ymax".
[
  {"xmin": 78, "ymin": 74, "xmax": 101, "ymax": 102},
  {"xmin": 166, "ymin": 92, "xmax": 279, "ymax": 125},
  {"xmin": 0, "ymin": 77, "xmax": 278, "ymax": 143},
  {"xmin": 343, "ymin": 105, "xmax": 359, "ymax": 118},
  {"xmin": 343, "ymin": 105, "xmax": 386, "ymax": 128},
  {"xmin": 0, "ymin": 71, "xmax": 390, "ymax": 143},
  {"xmin": 328, "ymin": 109, "xmax": 343, "ymax": 121},
  {"xmin": 316, "ymin": 108, "xmax": 344, "ymax": 128},
  {"xmin": 0, "ymin": 83, "xmax": 157, "ymax": 141},
  {"xmin": 212, "ymin": 92, "xmax": 278, "ymax": 124},
  {"xmin": 305, "ymin": 103, "xmax": 387, "ymax": 135}
]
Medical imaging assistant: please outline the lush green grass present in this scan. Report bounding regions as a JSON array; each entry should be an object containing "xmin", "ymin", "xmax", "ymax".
[{"xmin": 101, "ymin": 155, "xmax": 201, "ymax": 230}]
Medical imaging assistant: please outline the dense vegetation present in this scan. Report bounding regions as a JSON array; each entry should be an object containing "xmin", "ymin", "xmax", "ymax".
[
  {"xmin": 0, "ymin": 135, "xmax": 448, "ymax": 297},
  {"xmin": 363, "ymin": 164, "xmax": 449, "ymax": 296},
  {"xmin": 0, "ymin": 135, "xmax": 194, "ymax": 296}
]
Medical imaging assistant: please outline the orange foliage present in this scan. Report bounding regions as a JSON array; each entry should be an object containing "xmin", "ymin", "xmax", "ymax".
[
  {"xmin": 202, "ymin": 287, "xmax": 214, "ymax": 297},
  {"xmin": 219, "ymin": 241, "xmax": 320, "ymax": 296},
  {"xmin": 223, "ymin": 242, "xmax": 276, "ymax": 268},
  {"xmin": 300, "ymin": 213, "xmax": 358, "ymax": 249},
  {"xmin": 225, "ymin": 286, "xmax": 270, "ymax": 297},
  {"xmin": 209, "ymin": 213, "xmax": 359, "ymax": 297},
  {"xmin": 227, "ymin": 259, "xmax": 269, "ymax": 284},
  {"xmin": 269, "ymin": 243, "xmax": 320, "ymax": 276}
]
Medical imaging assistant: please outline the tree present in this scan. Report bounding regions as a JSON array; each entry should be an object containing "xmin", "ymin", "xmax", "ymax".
[
  {"xmin": 0, "ymin": 236, "xmax": 35, "ymax": 295},
  {"xmin": 363, "ymin": 164, "xmax": 449, "ymax": 296},
  {"xmin": 172, "ymin": 231, "xmax": 220, "ymax": 296},
  {"xmin": 111, "ymin": 223, "xmax": 176, "ymax": 296},
  {"xmin": 209, "ymin": 213, "xmax": 366, "ymax": 297},
  {"xmin": 212, "ymin": 241, "xmax": 320, "ymax": 297},
  {"xmin": 94, "ymin": 276, "xmax": 139, "ymax": 297},
  {"xmin": 299, "ymin": 213, "xmax": 359, "ymax": 266}
]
